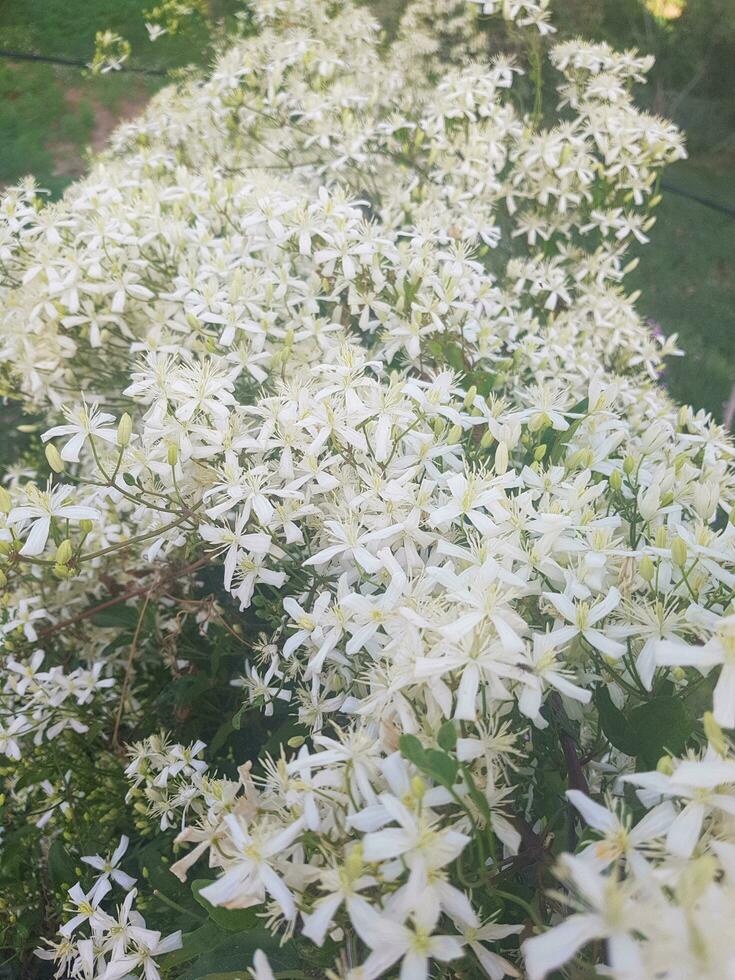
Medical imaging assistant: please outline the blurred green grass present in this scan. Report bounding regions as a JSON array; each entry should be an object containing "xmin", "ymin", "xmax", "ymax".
[
  {"xmin": 630, "ymin": 154, "xmax": 735, "ymax": 419},
  {"xmin": 0, "ymin": 0, "xmax": 236, "ymax": 195}
]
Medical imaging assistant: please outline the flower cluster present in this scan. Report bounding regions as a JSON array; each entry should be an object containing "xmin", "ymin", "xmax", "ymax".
[{"xmin": 1, "ymin": 0, "xmax": 733, "ymax": 978}]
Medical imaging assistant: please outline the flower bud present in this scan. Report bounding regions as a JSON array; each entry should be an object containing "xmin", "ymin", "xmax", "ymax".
[
  {"xmin": 703, "ymin": 712, "xmax": 727, "ymax": 756},
  {"xmin": 80, "ymin": 519, "xmax": 94, "ymax": 534},
  {"xmin": 0, "ymin": 541, "xmax": 9, "ymax": 556},
  {"xmin": 671, "ymin": 536, "xmax": 688, "ymax": 567},
  {"xmin": 287, "ymin": 736, "xmax": 305, "ymax": 749},
  {"xmin": 677, "ymin": 855, "xmax": 717, "ymax": 907},
  {"xmin": 533, "ymin": 444, "xmax": 547, "ymax": 462},
  {"xmin": 656, "ymin": 755, "xmax": 674, "ymax": 775},
  {"xmin": 410, "ymin": 775, "xmax": 426, "ymax": 800},
  {"xmin": 0, "ymin": 487, "xmax": 11, "ymax": 514},
  {"xmin": 0, "ymin": 569, "xmax": 6, "ymax": 589},
  {"xmin": 117, "ymin": 412, "xmax": 132, "ymax": 448},
  {"xmin": 45, "ymin": 444, "xmax": 65, "ymax": 473},
  {"xmin": 480, "ymin": 429, "xmax": 494, "ymax": 449},
  {"xmin": 446, "ymin": 424, "xmax": 462, "ymax": 444},
  {"xmin": 56, "ymin": 539, "xmax": 73, "ymax": 565},
  {"xmin": 609, "ymin": 469, "xmax": 622, "ymax": 492},
  {"xmin": 623, "ymin": 455, "xmax": 635, "ymax": 476},
  {"xmin": 167, "ymin": 444, "xmax": 179, "ymax": 467},
  {"xmin": 494, "ymin": 440, "xmax": 508, "ymax": 475},
  {"xmin": 639, "ymin": 554, "xmax": 654, "ymax": 583},
  {"xmin": 464, "ymin": 385, "xmax": 477, "ymax": 410}
]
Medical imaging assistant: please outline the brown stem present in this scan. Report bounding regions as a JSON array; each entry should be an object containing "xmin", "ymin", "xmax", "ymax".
[
  {"xmin": 10, "ymin": 555, "xmax": 212, "ymax": 653},
  {"xmin": 111, "ymin": 593, "xmax": 151, "ymax": 751}
]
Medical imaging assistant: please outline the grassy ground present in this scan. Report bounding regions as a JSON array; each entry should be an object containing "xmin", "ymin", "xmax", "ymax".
[
  {"xmin": 0, "ymin": 0, "xmax": 733, "ymax": 420},
  {"xmin": 0, "ymin": 0, "xmax": 235, "ymax": 195}
]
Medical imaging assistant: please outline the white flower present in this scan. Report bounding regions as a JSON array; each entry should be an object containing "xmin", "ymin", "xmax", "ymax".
[
  {"xmin": 543, "ymin": 587, "xmax": 625, "ymax": 658},
  {"xmin": 349, "ymin": 899, "xmax": 464, "ymax": 980},
  {"xmin": 81, "ymin": 835, "xmax": 137, "ymax": 898},
  {"xmin": 42, "ymin": 401, "xmax": 117, "ymax": 462},
  {"xmin": 8, "ymin": 483, "xmax": 99, "ymax": 556},
  {"xmin": 656, "ymin": 614, "xmax": 735, "ymax": 728}
]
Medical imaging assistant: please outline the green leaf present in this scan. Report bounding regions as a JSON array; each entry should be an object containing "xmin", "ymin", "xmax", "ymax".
[
  {"xmin": 90, "ymin": 604, "xmax": 139, "ymax": 629},
  {"xmin": 122, "ymin": 471, "xmax": 138, "ymax": 486},
  {"xmin": 437, "ymin": 720, "xmax": 457, "ymax": 752},
  {"xmin": 596, "ymin": 688, "xmax": 694, "ymax": 767},
  {"xmin": 595, "ymin": 687, "xmax": 639, "ymax": 756},
  {"xmin": 398, "ymin": 733, "xmax": 426, "ymax": 768},
  {"xmin": 192, "ymin": 880, "xmax": 260, "ymax": 932},
  {"xmin": 47, "ymin": 839, "xmax": 77, "ymax": 888},
  {"xmin": 424, "ymin": 748, "xmax": 458, "ymax": 788},
  {"xmin": 231, "ymin": 704, "xmax": 246, "ymax": 731},
  {"xmin": 159, "ymin": 921, "xmax": 224, "ymax": 969},
  {"xmin": 208, "ymin": 718, "xmax": 234, "ymax": 754},
  {"xmin": 628, "ymin": 696, "xmax": 693, "ymax": 767},
  {"xmin": 176, "ymin": 926, "xmax": 298, "ymax": 980}
]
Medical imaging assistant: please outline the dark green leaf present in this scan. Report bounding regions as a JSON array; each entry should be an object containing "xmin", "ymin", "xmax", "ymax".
[
  {"xmin": 90, "ymin": 604, "xmax": 138, "ymax": 629},
  {"xmin": 192, "ymin": 879, "xmax": 260, "ymax": 932},
  {"xmin": 424, "ymin": 749, "xmax": 458, "ymax": 788},
  {"xmin": 47, "ymin": 839, "xmax": 77, "ymax": 889},
  {"xmin": 437, "ymin": 720, "xmax": 457, "ymax": 752},
  {"xmin": 595, "ymin": 687, "xmax": 639, "ymax": 756},
  {"xmin": 398, "ymin": 733, "xmax": 426, "ymax": 768},
  {"xmin": 629, "ymin": 696, "xmax": 693, "ymax": 767}
]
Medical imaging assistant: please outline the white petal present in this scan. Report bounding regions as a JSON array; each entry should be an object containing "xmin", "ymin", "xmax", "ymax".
[
  {"xmin": 523, "ymin": 914, "xmax": 604, "ymax": 980},
  {"xmin": 666, "ymin": 802, "xmax": 705, "ymax": 858},
  {"xmin": 566, "ymin": 790, "xmax": 618, "ymax": 833}
]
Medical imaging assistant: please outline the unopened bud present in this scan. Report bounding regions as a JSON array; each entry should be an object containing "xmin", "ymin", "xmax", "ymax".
[
  {"xmin": 167, "ymin": 444, "xmax": 179, "ymax": 467},
  {"xmin": 0, "ymin": 570, "xmax": 6, "ymax": 589},
  {"xmin": 639, "ymin": 554, "xmax": 654, "ymax": 583},
  {"xmin": 117, "ymin": 412, "xmax": 132, "ymax": 448},
  {"xmin": 656, "ymin": 754, "xmax": 674, "ymax": 775},
  {"xmin": 480, "ymin": 429, "xmax": 494, "ymax": 449},
  {"xmin": 410, "ymin": 775, "xmax": 426, "ymax": 801},
  {"xmin": 464, "ymin": 385, "xmax": 477, "ymax": 409},
  {"xmin": 677, "ymin": 854, "xmax": 717, "ymax": 907},
  {"xmin": 447, "ymin": 424, "xmax": 462, "ymax": 444},
  {"xmin": 703, "ymin": 711, "xmax": 727, "ymax": 756},
  {"xmin": 80, "ymin": 519, "xmax": 94, "ymax": 534},
  {"xmin": 494, "ymin": 440, "xmax": 509, "ymax": 475},
  {"xmin": 533, "ymin": 444, "xmax": 547, "ymax": 462},
  {"xmin": 56, "ymin": 539, "xmax": 73, "ymax": 565},
  {"xmin": 287, "ymin": 736, "xmax": 305, "ymax": 749},
  {"xmin": 671, "ymin": 536, "xmax": 688, "ymax": 567},
  {"xmin": 0, "ymin": 487, "xmax": 11, "ymax": 513},
  {"xmin": 609, "ymin": 469, "xmax": 622, "ymax": 492},
  {"xmin": 45, "ymin": 444, "xmax": 65, "ymax": 473}
]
